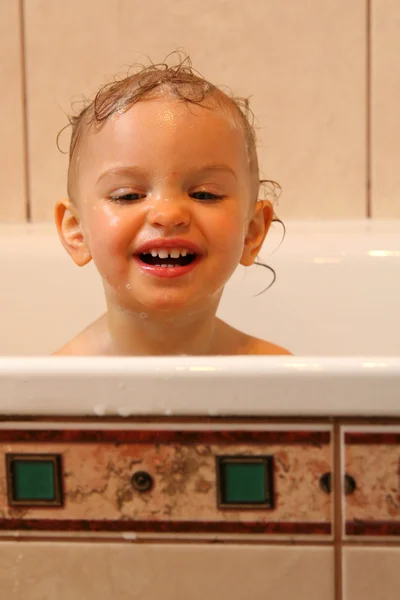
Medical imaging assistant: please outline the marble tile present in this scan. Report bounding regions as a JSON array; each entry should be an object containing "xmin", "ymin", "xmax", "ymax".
[
  {"xmin": 0, "ymin": 542, "xmax": 334, "ymax": 600},
  {"xmin": 0, "ymin": 427, "xmax": 332, "ymax": 538},
  {"xmin": 24, "ymin": 0, "xmax": 367, "ymax": 220},
  {"xmin": 343, "ymin": 426, "xmax": 400, "ymax": 538}
]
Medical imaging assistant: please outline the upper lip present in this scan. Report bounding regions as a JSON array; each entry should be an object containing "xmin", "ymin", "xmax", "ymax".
[{"xmin": 135, "ymin": 239, "xmax": 203, "ymax": 255}]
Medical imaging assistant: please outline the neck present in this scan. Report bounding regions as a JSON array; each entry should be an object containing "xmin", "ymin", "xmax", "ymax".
[{"xmin": 105, "ymin": 301, "xmax": 223, "ymax": 356}]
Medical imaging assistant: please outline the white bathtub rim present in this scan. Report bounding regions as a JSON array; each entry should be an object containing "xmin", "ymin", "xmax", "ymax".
[
  {"xmin": 0, "ymin": 356, "xmax": 399, "ymax": 417},
  {"xmin": 0, "ymin": 354, "xmax": 399, "ymax": 374}
]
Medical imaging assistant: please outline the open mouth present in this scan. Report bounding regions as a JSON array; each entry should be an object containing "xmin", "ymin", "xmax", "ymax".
[{"xmin": 138, "ymin": 249, "xmax": 197, "ymax": 268}]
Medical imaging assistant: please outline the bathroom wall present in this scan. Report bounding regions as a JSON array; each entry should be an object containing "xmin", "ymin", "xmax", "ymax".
[
  {"xmin": 0, "ymin": 0, "xmax": 398, "ymax": 223},
  {"xmin": 1, "ymin": 418, "xmax": 400, "ymax": 600}
]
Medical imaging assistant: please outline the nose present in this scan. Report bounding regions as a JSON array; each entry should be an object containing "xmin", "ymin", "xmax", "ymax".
[{"xmin": 147, "ymin": 195, "xmax": 190, "ymax": 231}]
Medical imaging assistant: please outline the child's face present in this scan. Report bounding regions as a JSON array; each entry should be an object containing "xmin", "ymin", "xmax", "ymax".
[{"xmin": 59, "ymin": 96, "xmax": 271, "ymax": 314}]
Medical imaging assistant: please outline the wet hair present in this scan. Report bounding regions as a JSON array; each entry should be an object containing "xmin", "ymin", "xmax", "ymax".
[
  {"xmin": 60, "ymin": 53, "xmax": 280, "ymax": 204},
  {"xmin": 60, "ymin": 52, "xmax": 284, "ymax": 292}
]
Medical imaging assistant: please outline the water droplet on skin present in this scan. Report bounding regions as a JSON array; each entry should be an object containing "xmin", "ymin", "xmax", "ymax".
[
  {"xmin": 103, "ymin": 204, "xmax": 120, "ymax": 227},
  {"xmin": 140, "ymin": 312, "xmax": 148, "ymax": 319},
  {"xmin": 126, "ymin": 284, "xmax": 132, "ymax": 290}
]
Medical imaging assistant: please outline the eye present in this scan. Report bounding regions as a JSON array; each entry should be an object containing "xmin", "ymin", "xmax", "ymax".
[
  {"xmin": 190, "ymin": 191, "xmax": 224, "ymax": 201},
  {"xmin": 109, "ymin": 192, "xmax": 146, "ymax": 203}
]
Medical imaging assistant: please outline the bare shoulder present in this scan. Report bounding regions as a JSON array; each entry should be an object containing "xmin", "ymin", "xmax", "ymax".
[
  {"xmin": 52, "ymin": 315, "xmax": 108, "ymax": 356},
  {"xmin": 52, "ymin": 337, "xmax": 91, "ymax": 356},
  {"xmin": 245, "ymin": 336, "xmax": 292, "ymax": 356},
  {"xmin": 215, "ymin": 320, "xmax": 292, "ymax": 356}
]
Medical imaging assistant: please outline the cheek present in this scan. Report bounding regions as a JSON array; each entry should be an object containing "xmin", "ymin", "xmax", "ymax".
[
  {"xmin": 81, "ymin": 204, "xmax": 132, "ymax": 277},
  {"xmin": 208, "ymin": 208, "xmax": 247, "ymax": 257}
]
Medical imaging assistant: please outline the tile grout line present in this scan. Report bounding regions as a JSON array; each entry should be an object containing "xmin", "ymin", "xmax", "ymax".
[
  {"xmin": 333, "ymin": 421, "xmax": 343, "ymax": 600},
  {"xmin": 18, "ymin": 0, "xmax": 31, "ymax": 223},
  {"xmin": 366, "ymin": 0, "xmax": 372, "ymax": 218}
]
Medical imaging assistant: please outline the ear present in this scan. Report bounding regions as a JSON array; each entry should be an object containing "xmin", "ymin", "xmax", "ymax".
[
  {"xmin": 55, "ymin": 199, "xmax": 92, "ymax": 266},
  {"xmin": 240, "ymin": 200, "xmax": 274, "ymax": 266}
]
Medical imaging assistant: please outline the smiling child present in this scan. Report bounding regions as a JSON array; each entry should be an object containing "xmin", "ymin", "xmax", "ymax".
[{"xmin": 54, "ymin": 57, "xmax": 290, "ymax": 356}]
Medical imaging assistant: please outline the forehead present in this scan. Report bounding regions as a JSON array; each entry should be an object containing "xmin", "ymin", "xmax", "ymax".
[{"xmin": 77, "ymin": 97, "xmax": 249, "ymax": 173}]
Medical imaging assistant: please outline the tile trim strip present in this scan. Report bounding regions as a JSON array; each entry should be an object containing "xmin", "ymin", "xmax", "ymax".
[
  {"xmin": 346, "ymin": 521, "xmax": 400, "ymax": 536},
  {"xmin": 344, "ymin": 433, "xmax": 400, "ymax": 444},
  {"xmin": 0, "ymin": 518, "xmax": 331, "ymax": 535},
  {"xmin": 0, "ymin": 430, "xmax": 331, "ymax": 445}
]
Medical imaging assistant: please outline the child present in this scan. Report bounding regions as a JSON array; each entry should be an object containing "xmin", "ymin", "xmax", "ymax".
[{"xmin": 54, "ymin": 56, "xmax": 290, "ymax": 356}]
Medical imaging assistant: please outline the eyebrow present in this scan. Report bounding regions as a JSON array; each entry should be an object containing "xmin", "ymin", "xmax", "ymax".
[
  {"xmin": 96, "ymin": 166, "xmax": 149, "ymax": 185},
  {"xmin": 197, "ymin": 164, "xmax": 237, "ymax": 179},
  {"xmin": 96, "ymin": 164, "xmax": 237, "ymax": 184}
]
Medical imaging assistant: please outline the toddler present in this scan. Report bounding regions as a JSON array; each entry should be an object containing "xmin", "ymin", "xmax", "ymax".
[{"xmin": 54, "ymin": 56, "xmax": 290, "ymax": 356}]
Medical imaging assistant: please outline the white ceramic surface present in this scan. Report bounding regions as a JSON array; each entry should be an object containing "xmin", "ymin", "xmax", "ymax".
[
  {"xmin": 0, "ymin": 356, "xmax": 399, "ymax": 416},
  {"xmin": 0, "ymin": 220, "xmax": 399, "ymax": 356}
]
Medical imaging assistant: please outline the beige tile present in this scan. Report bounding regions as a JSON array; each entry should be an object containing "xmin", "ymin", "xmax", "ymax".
[
  {"xmin": 0, "ymin": 542, "xmax": 334, "ymax": 599},
  {"xmin": 0, "ymin": 437, "xmax": 332, "ymax": 532},
  {"xmin": 343, "ymin": 427, "xmax": 400, "ymax": 538},
  {"xmin": 0, "ymin": 1, "xmax": 26, "ymax": 221},
  {"xmin": 24, "ymin": 0, "xmax": 366, "ymax": 221},
  {"xmin": 371, "ymin": 1, "xmax": 400, "ymax": 217},
  {"xmin": 344, "ymin": 547, "xmax": 400, "ymax": 600}
]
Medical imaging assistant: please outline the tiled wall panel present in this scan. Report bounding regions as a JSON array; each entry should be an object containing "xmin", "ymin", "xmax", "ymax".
[
  {"xmin": 343, "ymin": 547, "xmax": 400, "ymax": 600},
  {"xmin": 343, "ymin": 427, "xmax": 400, "ymax": 538},
  {"xmin": 0, "ymin": 543, "xmax": 334, "ymax": 600},
  {"xmin": 0, "ymin": 1, "xmax": 26, "ymax": 221},
  {"xmin": 23, "ymin": 0, "xmax": 367, "ymax": 221},
  {"xmin": 2, "ymin": 418, "xmax": 400, "ymax": 598},
  {"xmin": 0, "ymin": 426, "xmax": 332, "ymax": 538},
  {"xmin": 371, "ymin": 0, "xmax": 400, "ymax": 217}
]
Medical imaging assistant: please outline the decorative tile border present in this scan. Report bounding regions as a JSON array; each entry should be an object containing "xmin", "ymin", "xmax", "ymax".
[
  {"xmin": 346, "ymin": 521, "xmax": 400, "ymax": 536},
  {"xmin": 343, "ymin": 428, "xmax": 400, "ymax": 537},
  {"xmin": 0, "ymin": 430, "xmax": 331, "ymax": 445},
  {"xmin": 0, "ymin": 427, "xmax": 332, "ymax": 538},
  {"xmin": 345, "ymin": 432, "xmax": 400, "ymax": 444},
  {"xmin": 0, "ymin": 518, "xmax": 331, "ymax": 535}
]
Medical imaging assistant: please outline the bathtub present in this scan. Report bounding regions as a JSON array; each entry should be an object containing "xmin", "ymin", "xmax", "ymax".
[
  {"xmin": 1, "ymin": 219, "xmax": 399, "ymax": 355},
  {"xmin": 1, "ymin": 220, "xmax": 400, "ymax": 600}
]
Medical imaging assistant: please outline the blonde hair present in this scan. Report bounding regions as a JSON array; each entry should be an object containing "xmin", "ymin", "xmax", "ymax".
[{"xmin": 62, "ymin": 53, "xmax": 280, "ymax": 203}]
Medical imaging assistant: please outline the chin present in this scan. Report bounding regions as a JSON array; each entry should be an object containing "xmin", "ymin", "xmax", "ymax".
[
  {"xmin": 111, "ymin": 282, "xmax": 223, "ymax": 317},
  {"xmin": 139, "ymin": 290, "xmax": 216, "ymax": 317},
  {"xmin": 144, "ymin": 298, "xmax": 196, "ymax": 314}
]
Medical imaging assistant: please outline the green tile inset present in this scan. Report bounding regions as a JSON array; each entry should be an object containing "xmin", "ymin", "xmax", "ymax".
[
  {"xmin": 12, "ymin": 459, "xmax": 56, "ymax": 501},
  {"xmin": 218, "ymin": 456, "xmax": 274, "ymax": 507},
  {"xmin": 6, "ymin": 454, "xmax": 63, "ymax": 506},
  {"xmin": 223, "ymin": 462, "xmax": 266, "ymax": 503}
]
